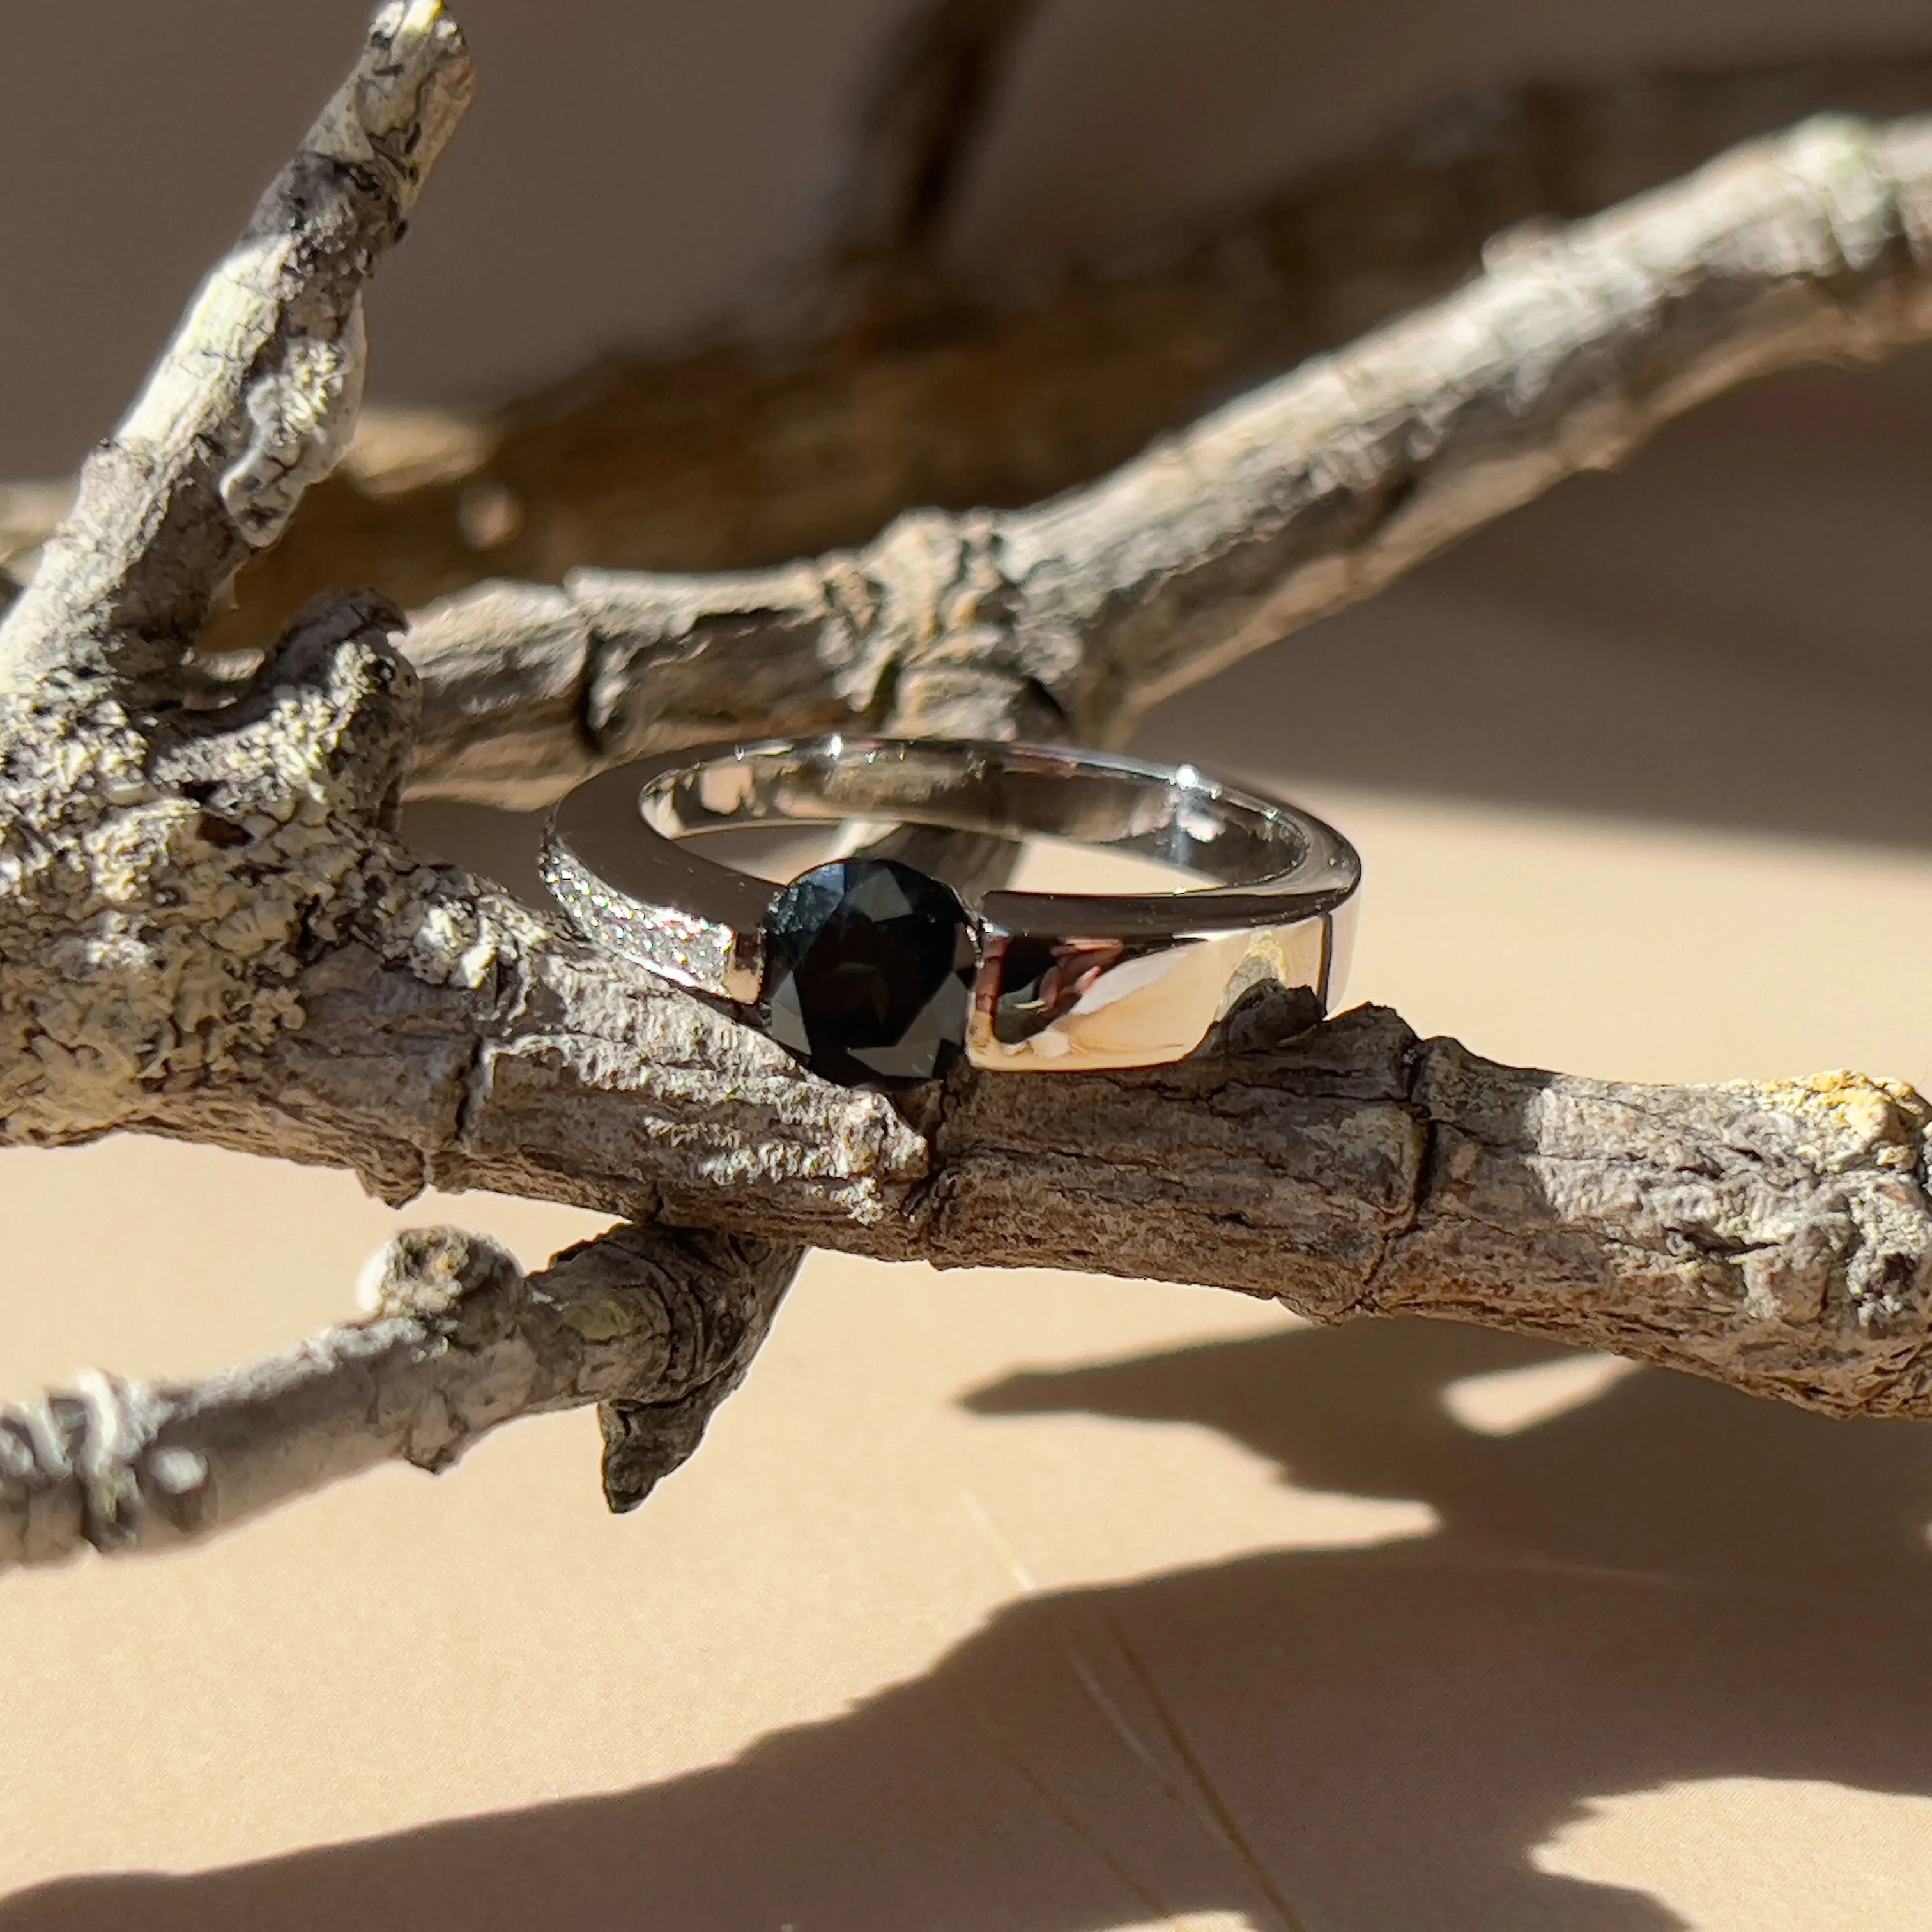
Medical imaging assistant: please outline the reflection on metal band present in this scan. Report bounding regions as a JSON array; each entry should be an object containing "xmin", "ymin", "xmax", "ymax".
[
  {"xmin": 979, "ymin": 934, "xmax": 1137, "ymax": 1045},
  {"xmin": 970, "ymin": 915, "xmax": 1334, "ymax": 1071}
]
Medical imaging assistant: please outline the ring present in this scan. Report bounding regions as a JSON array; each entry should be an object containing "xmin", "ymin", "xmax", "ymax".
[{"xmin": 539, "ymin": 736, "xmax": 1361, "ymax": 1084}]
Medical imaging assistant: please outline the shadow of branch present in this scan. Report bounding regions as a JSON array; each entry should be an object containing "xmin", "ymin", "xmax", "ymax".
[{"xmin": 13, "ymin": 1316, "xmax": 1932, "ymax": 1931}]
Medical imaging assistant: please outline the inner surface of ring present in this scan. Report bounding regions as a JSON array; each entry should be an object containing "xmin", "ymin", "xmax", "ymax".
[{"xmin": 638, "ymin": 742, "xmax": 1304, "ymax": 886}]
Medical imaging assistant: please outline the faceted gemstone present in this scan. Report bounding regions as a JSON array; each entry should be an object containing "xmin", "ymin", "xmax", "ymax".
[{"xmin": 760, "ymin": 859, "xmax": 975, "ymax": 1086}]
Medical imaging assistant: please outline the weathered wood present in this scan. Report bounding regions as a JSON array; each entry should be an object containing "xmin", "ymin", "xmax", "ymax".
[
  {"xmin": 5, "ymin": 12, "xmax": 1932, "ymax": 1564},
  {"xmin": 10, "ymin": 50, "xmax": 1931, "ymax": 663},
  {"xmin": 0, "ymin": 1223, "xmax": 795, "ymax": 1566},
  {"xmin": 400, "ymin": 109, "xmax": 1932, "ymax": 808},
  {"xmin": 12, "ymin": 995, "xmax": 1931, "ymax": 1564},
  {"xmin": 0, "ymin": 0, "xmax": 473, "ymax": 699}
]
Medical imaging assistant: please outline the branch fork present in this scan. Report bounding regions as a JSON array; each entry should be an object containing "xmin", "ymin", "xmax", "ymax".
[{"xmin": 5, "ymin": 9, "xmax": 1932, "ymax": 1565}]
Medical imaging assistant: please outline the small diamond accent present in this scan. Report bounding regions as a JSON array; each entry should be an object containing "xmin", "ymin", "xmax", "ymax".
[{"xmin": 539, "ymin": 844, "xmax": 738, "ymax": 994}]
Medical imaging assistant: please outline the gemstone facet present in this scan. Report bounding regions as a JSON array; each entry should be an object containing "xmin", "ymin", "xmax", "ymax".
[{"xmin": 760, "ymin": 859, "xmax": 975, "ymax": 1086}]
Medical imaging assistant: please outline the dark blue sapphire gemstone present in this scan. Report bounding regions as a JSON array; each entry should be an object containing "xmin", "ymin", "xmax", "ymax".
[{"xmin": 760, "ymin": 859, "xmax": 974, "ymax": 1087}]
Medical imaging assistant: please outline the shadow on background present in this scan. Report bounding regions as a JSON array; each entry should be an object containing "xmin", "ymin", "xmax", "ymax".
[{"xmin": 12, "ymin": 1317, "xmax": 1932, "ymax": 1931}]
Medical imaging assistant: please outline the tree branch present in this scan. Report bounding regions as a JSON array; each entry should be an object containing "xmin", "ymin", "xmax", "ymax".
[
  {"xmin": 0, "ymin": 0, "xmax": 473, "ymax": 700},
  {"xmin": 11, "ymin": 49, "xmax": 1929, "ymax": 664},
  {"xmin": 401, "ymin": 108, "xmax": 1932, "ymax": 808},
  {"xmin": 6, "ymin": 17, "xmax": 1932, "ymax": 1568},
  {"xmin": 0, "ymin": 1223, "xmax": 797, "ymax": 1568},
  {"xmin": 257, "ymin": 982, "xmax": 1932, "ymax": 1427},
  {"xmin": 17, "ymin": 990, "xmax": 1932, "ymax": 1570}
]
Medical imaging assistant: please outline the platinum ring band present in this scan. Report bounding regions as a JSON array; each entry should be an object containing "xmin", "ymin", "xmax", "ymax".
[{"xmin": 539, "ymin": 736, "xmax": 1361, "ymax": 1079}]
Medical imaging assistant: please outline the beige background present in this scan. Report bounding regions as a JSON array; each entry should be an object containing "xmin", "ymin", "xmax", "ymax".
[{"xmin": 7, "ymin": 5, "xmax": 1932, "ymax": 1929}]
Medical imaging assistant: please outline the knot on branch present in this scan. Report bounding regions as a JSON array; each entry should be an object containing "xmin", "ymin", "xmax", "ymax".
[
  {"xmin": 221, "ymin": 586, "xmax": 422, "ymax": 824},
  {"xmin": 358, "ymin": 1222, "xmax": 802, "ymax": 1510},
  {"xmin": 539, "ymin": 1224, "xmax": 799, "ymax": 1512},
  {"xmin": 824, "ymin": 509, "xmax": 1087, "ymax": 739},
  {"xmin": 358, "ymin": 1223, "xmax": 525, "ymax": 1327}
]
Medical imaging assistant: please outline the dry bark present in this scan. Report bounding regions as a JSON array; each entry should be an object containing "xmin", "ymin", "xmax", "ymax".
[
  {"xmin": 403, "ymin": 107, "xmax": 1932, "ymax": 809},
  {"xmin": 15, "ymin": 991, "xmax": 1932, "ymax": 1566},
  {"xmin": 6, "ymin": 10, "xmax": 1932, "ymax": 1566},
  {"xmin": 10, "ymin": 45, "xmax": 1932, "ymax": 653},
  {"xmin": 0, "ymin": 1224, "xmax": 793, "ymax": 1565}
]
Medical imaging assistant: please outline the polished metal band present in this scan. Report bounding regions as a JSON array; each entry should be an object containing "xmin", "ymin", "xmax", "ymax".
[{"xmin": 540, "ymin": 736, "xmax": 1361, "ymax": 1073}]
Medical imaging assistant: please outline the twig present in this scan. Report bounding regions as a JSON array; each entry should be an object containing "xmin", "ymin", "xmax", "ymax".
[
  {"xmin": 0, "ymin": 1224, "xmax": 797, "ymax": 1568},
  {"xmin": 10, "ymin": 49, "xmax": 1929, "ymax": 661},
  {"xmin": 402, "ymin": 109, "xmax": 1932, "ymax": 807},
  {"xmin": 0, "ymin": 0, "xmax": 473, "ymax": 698}
]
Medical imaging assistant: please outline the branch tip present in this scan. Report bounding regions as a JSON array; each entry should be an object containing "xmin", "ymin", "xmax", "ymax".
[
  {"xmin": 0, "ymin": 0, "xmax": 475, "ymax": 693},
  {"xmin": 356, "ymin": 1224, "xmax": 523, "ymax": 1322}
]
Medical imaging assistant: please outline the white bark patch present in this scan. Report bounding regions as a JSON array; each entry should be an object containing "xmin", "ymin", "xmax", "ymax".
[
  {"xmin": 115, "ymin": 236, "xmax": 289, "ymax": 459},
  {"xmin": 221, "ymin": 298, "xmax": 369, "ymax": 547}
]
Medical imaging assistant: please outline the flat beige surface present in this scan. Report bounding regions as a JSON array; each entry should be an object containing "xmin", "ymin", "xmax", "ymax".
[{"xmin": 12, "ymin": 6, "xmax": 1932, "ymax": 1927}]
